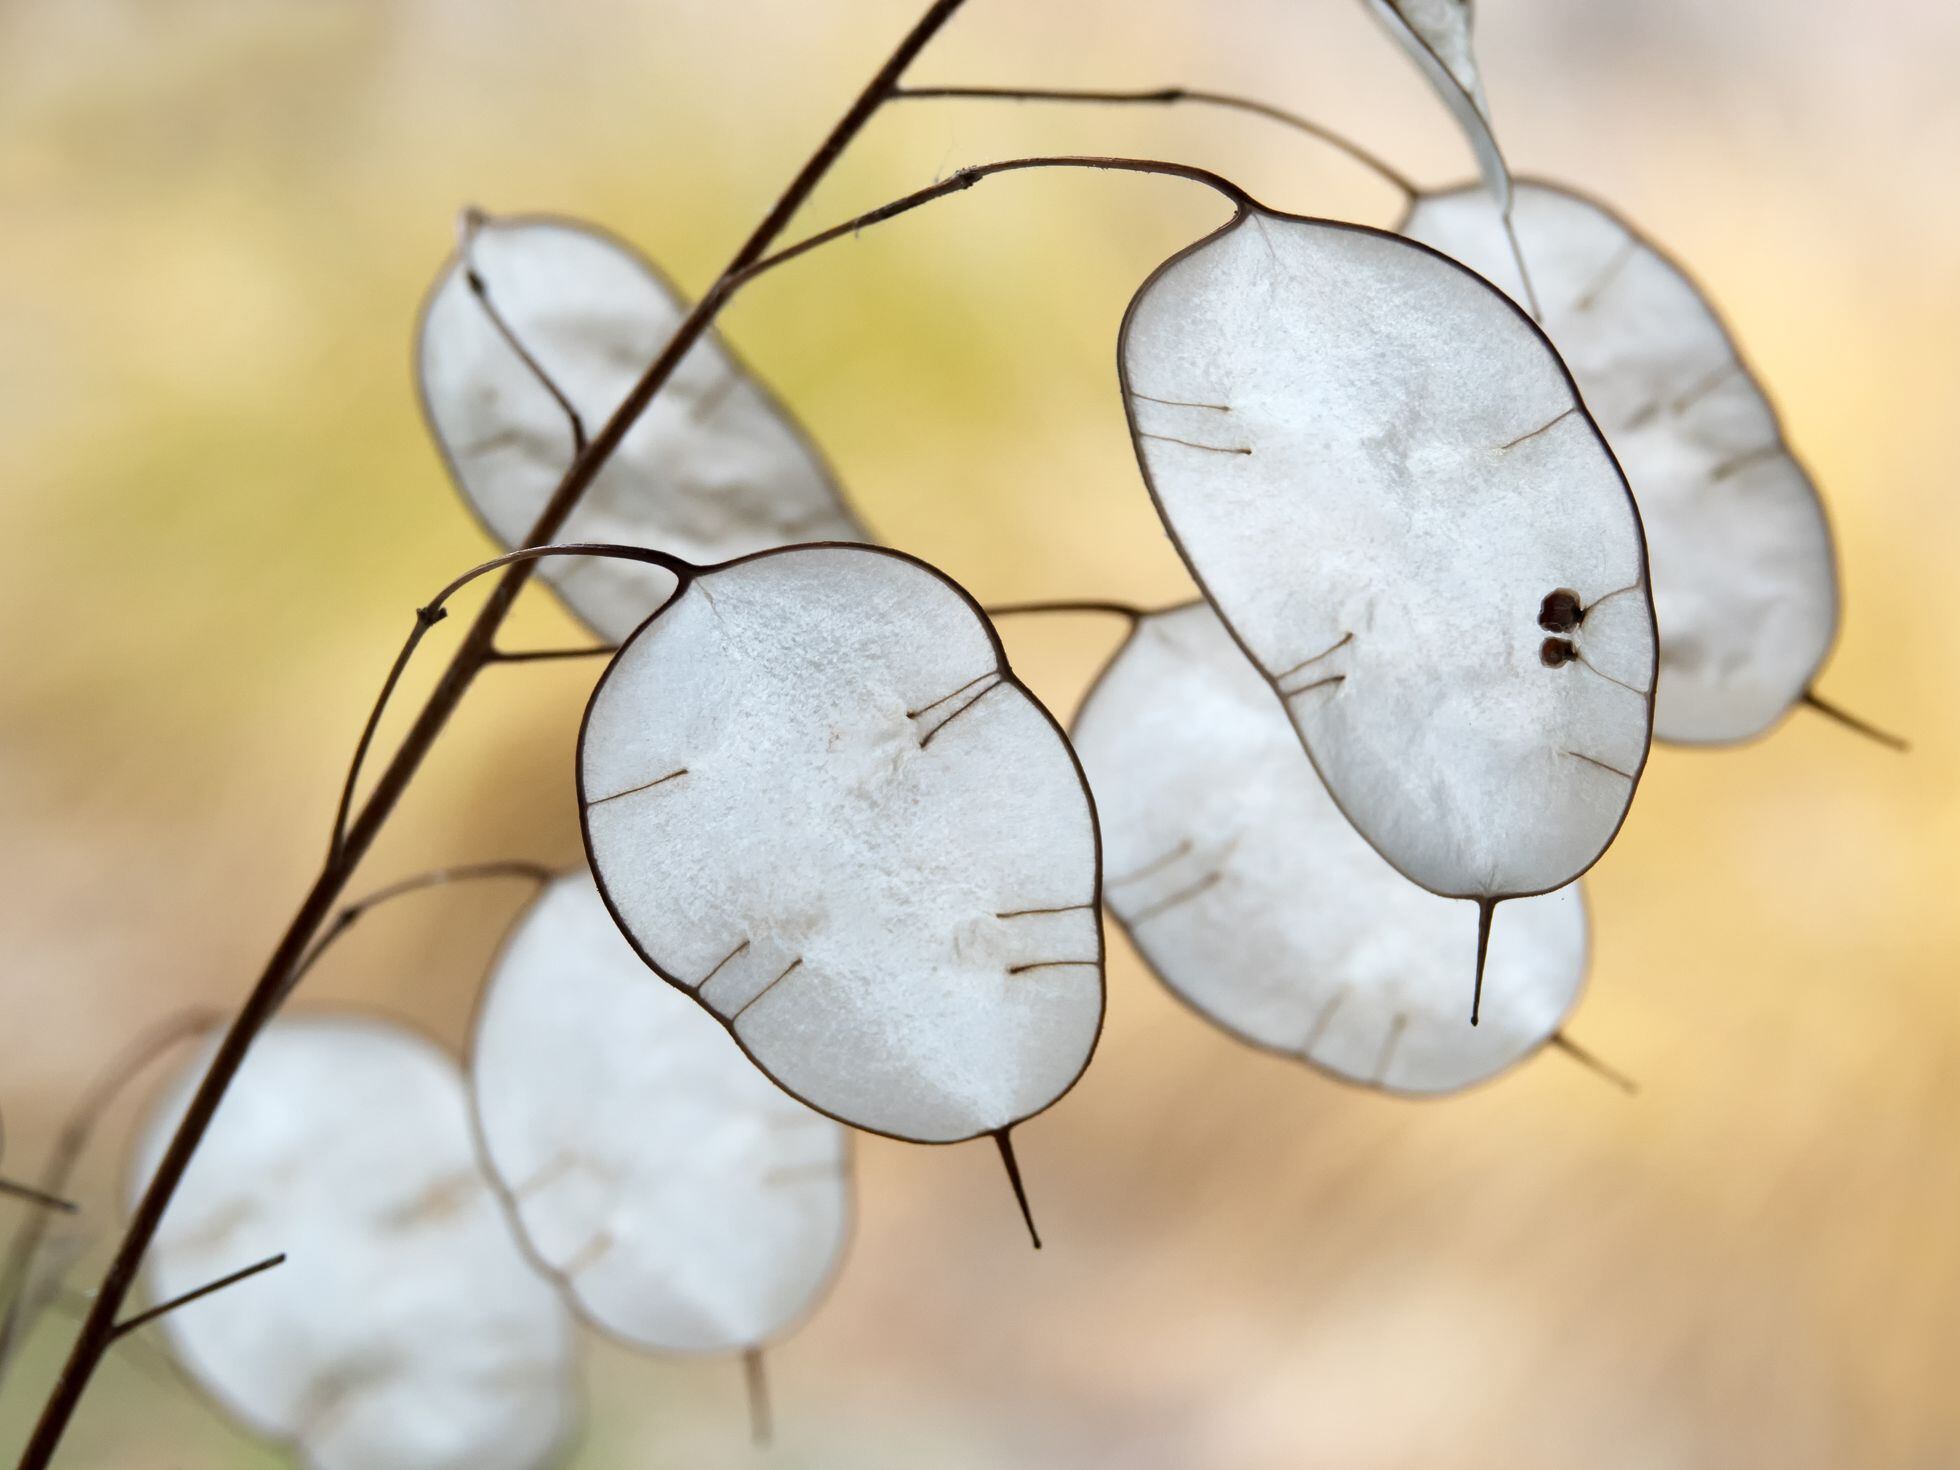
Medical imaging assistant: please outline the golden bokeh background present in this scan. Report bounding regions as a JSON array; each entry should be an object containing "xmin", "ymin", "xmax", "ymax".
[{"xmin": 1, "ymin": 0, "xmax": 1954, "ymax": 1465}]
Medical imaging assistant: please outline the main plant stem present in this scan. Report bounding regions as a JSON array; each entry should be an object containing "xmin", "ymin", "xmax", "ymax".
[{"xmin": 16, "ymin": 3, "xmax": 968, "ymax": 1461}]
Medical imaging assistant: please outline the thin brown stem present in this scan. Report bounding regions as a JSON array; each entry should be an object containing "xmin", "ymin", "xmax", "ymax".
[
  {"xmin": 486, "ymin": 643, "xmax": 618, "ymax": 664},
  {"xmin": 0, "ymin": 1185, "xmax": 74, "ymax": 1216},
  {"xmin": 43, "ymin": 1291, "xmax": 181, "ymax": 1395},
  {"xmin": 985, "ymin": 599, "xmax": 1148, "ymax": 624},
  {"xmin": 993, "ymin": 1129, "xmax": 1041, "ymax": 1250},
  {"xmin": 730, "ymin": 155, "xmax": 1256, "ymax": 291},
  {"xmin": 1800, "ymin": 689, "xmax": 1908, "ymax": 752},
  {"xmin": 743, "ymin": 1347, "xmax": 772, "ymax": 1447},
  {"xmin": 110, "ymin": 1254, "xmax": 285, "ymax": 1341},
  {"xmin": 893, "ymin": 84, "xmax": 1417, "ymax": 196},
  {"xmin": 275, "ymin": 859, "xmax": 556, "ymax": 1008},
  {"xmin": 1470, "ymin": 897, "xmax": 1495, "ymax": 1027},
  {"xmin": 1548, "ymin": 1032, "xmax": 1639, "ymax": 1096},
  {"xmin": 327, "ymin": 543, "xmax": 691, "ymax": 860},
  {"xmin": 0, "ymin": 1009, "xmax": 217, "ymax": 1383},
  {"xmin": 326, "ymin": 602, "xmax": 448, "ymax": 864},
  {"xmin": 20, "ymin": 4, "xmax": 973, "ymax": 1460},
  {"xmin": 458, "ymin": 207, "xmax": 589, "ymax": 455}
]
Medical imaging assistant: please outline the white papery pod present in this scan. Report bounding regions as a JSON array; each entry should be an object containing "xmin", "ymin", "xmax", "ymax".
[
  {"xmin": 472, "ymin": 871, "xmax": 851, "ymax": 1354},
  {"xmin": 131, "ymin": 1017, "xmax": 575, "ymax": 1470},
  {"xmin": 1402, "ymin": 180, "xmax": 1838, "ymax": 743},
  {"xmin": 579, "ymin": 543, "xmax": 1104, "ymax": 1145},
  {"xmin": 1075, "ymin": 603, "xmax": 1588, "ymax": 1091},
  {"xmin": 417, "ymin": 214, "xmax": 864, "ymax": 642},
  {"xmin": 1363, "ymin": 0, "xmax": 1509, "ymax": 212},
  {"xmin": 1120, "ymin": 207, "xmax": 1655, "ymax": 908}
]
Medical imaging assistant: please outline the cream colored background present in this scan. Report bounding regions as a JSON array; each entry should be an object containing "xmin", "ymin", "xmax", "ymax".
[{"xmin": 1, "ymin": 0, "xmax": 1954, "ymax": 1465}]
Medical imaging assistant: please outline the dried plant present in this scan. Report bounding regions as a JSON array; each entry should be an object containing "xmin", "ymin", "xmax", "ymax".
[{"xmin": 3, "ymin": 1, "xmax": 1901, "ymax": 1464}]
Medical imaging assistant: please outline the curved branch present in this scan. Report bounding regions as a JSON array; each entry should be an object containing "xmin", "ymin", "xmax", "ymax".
[
  {"xmin": 730, "ymin": 155, "xmax": 1258, "ymax": 292},
  {"xmin": 986, "ymin": 599, "xmax": 1149, "ymax": 624},
  {"xmin": 1801, "ymin": 689, "xmax": 1908, "ymax": 752},
  {"xmin": 327, "ymin": 544, "xmax": 693, "ymax": 858},
  {"xmin": 0, "ymin": 1183, "xmax": 74, "ymax": 1216},
  {"xmin": 0, "ymin": 1009, "xmax": 219, "ymax": 1382},
  {"xmin": 893, "ymin": 84, "xmax": 1417, "ymax": 197},
  {"xmin": 111, "ymin": 1253, "xmax": 286, "ymax": 1341},
  {"xmin": 458, "ymin": 207, "xmax": 589, "ymax": 455},
  {"xmin": 23, "ymin": 4, "xmax": 977, "ymax": 1456},
  {"xmin": 486, "ymin": 643, "xmax": 618, "ymax": 665},
  {"xmin": 275, "ymin": 859, "xmax": 556, "ymax": 1008}
]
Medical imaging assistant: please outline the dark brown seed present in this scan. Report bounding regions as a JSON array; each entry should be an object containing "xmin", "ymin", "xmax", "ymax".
[{"xmin": 1538, "ymin": 588, "xmax": 1584, "ymax": 633}]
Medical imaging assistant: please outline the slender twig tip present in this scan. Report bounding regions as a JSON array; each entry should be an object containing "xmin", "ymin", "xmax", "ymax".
[
  {"xmin": 0, "ymin": 1179, "xmax": 79, "ymax": 1214},
  {"xmin": 993, "ymin": 1129, "xmax": 1041, "ymax": 1249},
  {"xmin": 742, "ymin": 1347, "xmax": 772, "ymax": 1447},
  {"xmin": 1470, "ymin": 899, "xmax": 1495, "ymax": 1027},
  {"xmin": 1550, "ymin": 1032, "xmax": 1639, "ymax": 1097},
  {"xmin": 1801, "ymin": 689, "xmax": 1908, "ymax": 753},
  {"xmin": 112, "ymin": 1251, "xmax": 287, "ymax": 1341}
]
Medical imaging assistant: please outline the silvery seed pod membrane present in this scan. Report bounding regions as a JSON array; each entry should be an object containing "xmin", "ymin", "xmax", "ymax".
[
  {"xmin": 578, "ymin": 543, "xmax": 1104, "ymax": 1147},
  {"xmin": 417, "ymin": 214, "xmax": 865, "ymax": 643},
  {"xmin": 130, "ymin": 1016, "xmax": 576, "ymax": 1470},
  {"xmin": 1075, "ymin": 602, "xmax": 1588, "ymax": 1092},
  {"xmin": 1362, "ymin": 0, "xmax": 1510, "ymax": 214},
  {"xmin": 1402, "ymin": 180, "xmax": 1837, "ymax": 744},
  {"xmin": 472, "ymin": 870, "xmax": 851, "ymax": 1356},
  {"xmin": 1120, "ymin": 206, "xmax": 1656, "ymax": 912}
]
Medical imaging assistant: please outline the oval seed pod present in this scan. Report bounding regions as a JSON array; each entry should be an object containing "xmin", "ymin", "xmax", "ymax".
[
  {"xmin": 1362, "ymin": 0, "xmax": 1509, "ymax": 213},
  {"xmin": 578, "ymin": 543, "xmax": 1104, "ymax": 1146},
  {"xmin": 129, "ymin": 1016, "xmax": 575, "ymax": 1470},
  {"xmin": 1119, "ymin": 207, "xmax": 1655, "ymax": 924},
  {"xmin": 1074, "ymin": 602, "xmax": 1588, "ymax": 1092},
  {"xmin": 417, "ymin": 213, "xmax": 864, "ymax": 642},
  {"xmin": 471, "ymin": 870, "xmax": 851, "ymax": 1356},
  {"xmin": 1401, "ymin": 180, "xmax": 1838, "ymax": 744}
]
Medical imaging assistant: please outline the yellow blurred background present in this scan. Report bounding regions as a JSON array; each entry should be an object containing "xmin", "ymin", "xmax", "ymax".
[{"xmin": 1, "ymin": 0, "xmax": 1954, "ymax": 1465}]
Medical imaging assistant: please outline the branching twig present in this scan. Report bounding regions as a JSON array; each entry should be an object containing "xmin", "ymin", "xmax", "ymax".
[
  {"xmin": 111, "ymin": 1254, "xmax": 286, "ymax": 1341},
  {"xmin": 728, "ymin": 155, "xmax": 1257, "ymax": 291},
  {"xmin": 986, "ymin": 599, "xmax": 1150, "ymax": 624},
  {"xmin": 328, "ymin": 543, "xmax": 689, "ymax": 861},
  {"xmin": 458, "ymin": 207, "xmax": 590, "ymax": 456},
  {"xmin": 1801, "ymin": 689, "xmax": 1909, "ymax": 752},
  {"xmin": 327, "ymin": 546, "xmax": 691, "ymax": 823},
  {"xmin": 20, "ymin": 5, "xmax": 976, "ymax": 1459},
  {"xmin": 893, "ymin": 84, "xmax": 1417, "ymax": 197},
  {"xmin": 486, "ymin": 643, "xmax": 619, "ymax": 664},
  {"xmin": 0, "ymin": 1184, "xmax": 75, "ymax": 1217},
  {"xmin": 0, "ymin": 1009, "xmax": 217, "ymax": 1383},
  {"xmin": 274, "ymin": 859, "xmax": 556, "ymax": 1008},
  {"xmin": 25, "ymin": 16, "xmax": 1285, "ymax": 1463}
]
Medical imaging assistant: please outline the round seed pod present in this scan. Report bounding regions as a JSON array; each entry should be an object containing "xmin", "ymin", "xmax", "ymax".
[
  {"xmin": 578, "ymin": 543, "xmax": 1104, "ymax": 1144},
  {"xmin": 130, "ymin": 1016, "xmax": 576, "ymax": 1470},
  {"xmin": 471, "ymin": 870, "xmax": 851, "ymax": 1354},
  {"xmin": 418, "ymin": 213, "xmax": 864, "ymax": 642},
  {"xmin": 1075, "ymin": 601, "xmax": 1588, "ymax": 1092}
]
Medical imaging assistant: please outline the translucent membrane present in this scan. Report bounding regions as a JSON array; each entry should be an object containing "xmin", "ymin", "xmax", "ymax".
[
  {"xmin": 417, "ymin": 214, "xmax": 863, "ymax": 642},
  {"xmin": 1403, "ymin": 180, "xmax": 1837, "ymax": 743},
  {"xmin": 579, "ymin": 544, "xmax": 1104, "ymax": 1144},
  {"xmin": 1120, "ymin": 207, "xmax": 1655, "ymax": 904},
  {"xmin": 472, "ymin": 870, "xmax": 851, "ymax": 1353},
  {"xmin": 1075, "ymin": 602, "xmax": 1588, "ymax": 1091},
  {"xmin": 1363, "ymin": 0, "xmax": 1509, "ymax": 210},
  {"xmin": 131, "ymin": 1016, "xmax": 575, "ymax": 1470}
]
